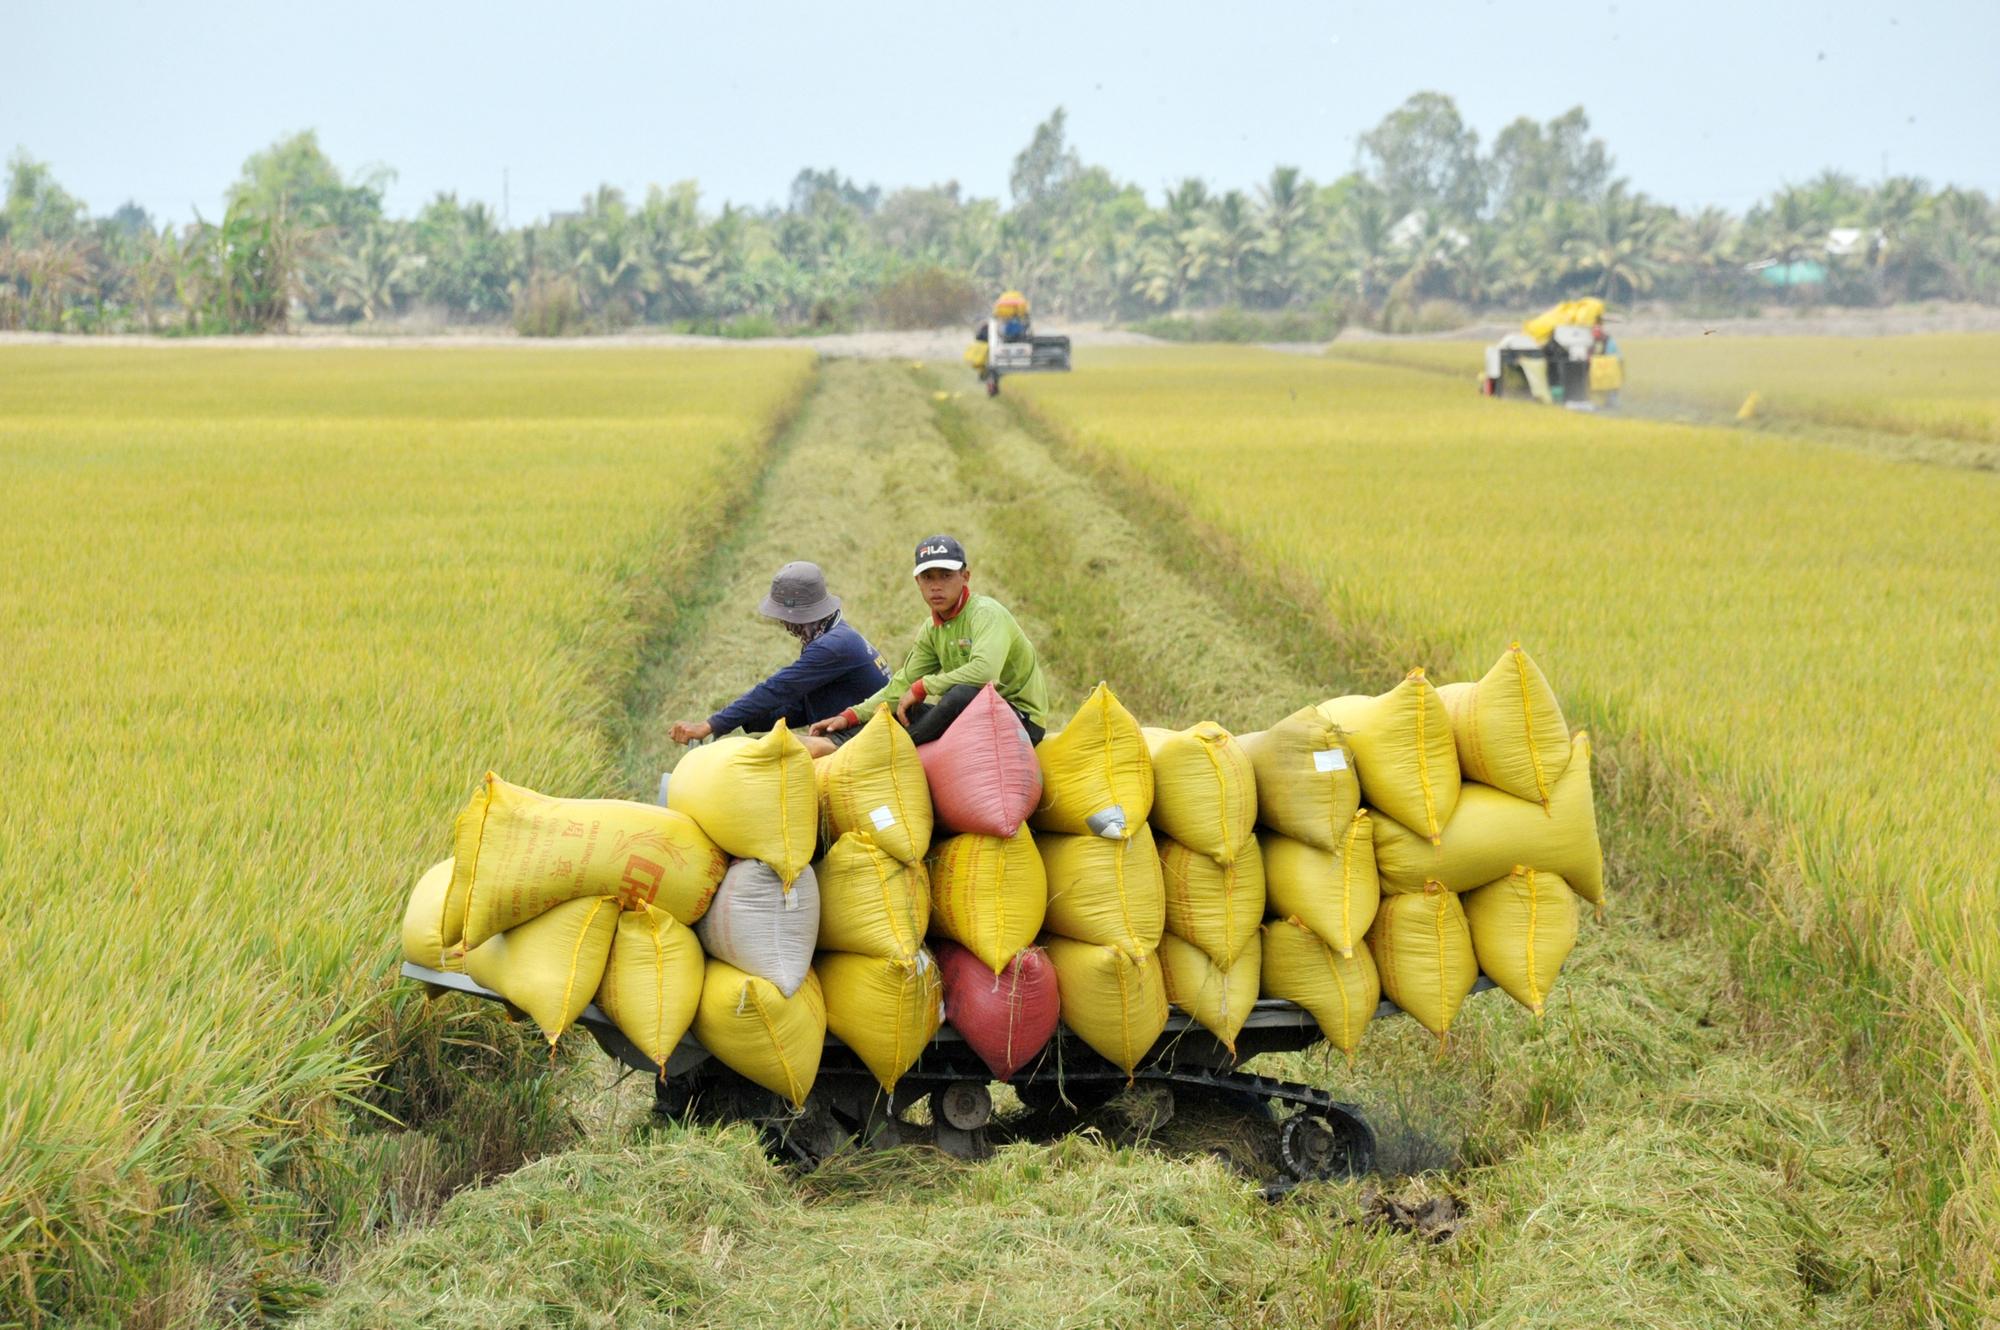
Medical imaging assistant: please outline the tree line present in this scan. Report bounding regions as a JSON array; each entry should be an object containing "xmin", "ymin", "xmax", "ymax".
[{"xmin": 3, "ymin": 93, "xmax": 1996, "ymax": 337}]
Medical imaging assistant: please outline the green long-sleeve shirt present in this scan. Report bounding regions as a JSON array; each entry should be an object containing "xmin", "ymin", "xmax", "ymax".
[{"xmin": 852, "ymin": 592, "xmax": 1050, "ymax": 726}]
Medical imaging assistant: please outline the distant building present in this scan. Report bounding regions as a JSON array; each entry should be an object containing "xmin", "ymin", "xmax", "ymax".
[
  {"xmin": 1745, "ymin": 257, "xmax": 1828, "ymax": 288},
  {"xmin": 1744, "ymin": 226, "xmax": 1883, "ymax": 286}
]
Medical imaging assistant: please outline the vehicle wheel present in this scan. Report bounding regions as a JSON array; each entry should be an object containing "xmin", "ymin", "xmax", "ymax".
[
  {"xmin": 985, "ymin": 375, "xmax": 1000, "ymax": 397},
  {"xmin": 1279, "ymin": 1108, "xmax": 1375, "ymax": 1182}
]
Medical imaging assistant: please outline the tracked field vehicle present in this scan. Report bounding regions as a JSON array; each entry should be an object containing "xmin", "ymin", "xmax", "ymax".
[
  {"xmin": 1481, "ymin": 298, "xmax": 1623, "ymax": 409},
  {"xmin": 965, "ymin": 289, "xmax": 1071, "ymax": 397},
  {"xmin": 402, "ymin": 960, "xmax": 1493, "ymax": 1194}
]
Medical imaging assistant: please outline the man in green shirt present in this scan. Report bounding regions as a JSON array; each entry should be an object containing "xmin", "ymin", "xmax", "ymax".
[{"xmin": 808, "ymin": 534, "xmax": 1049, "ymax": 750}]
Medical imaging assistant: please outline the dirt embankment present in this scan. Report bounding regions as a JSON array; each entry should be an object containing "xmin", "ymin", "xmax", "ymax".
[
  {"xmin": 8, "ymin": 303, "xmax": 1994, "ymax": 356},
  {"xmin": 0, "ymin": 325, "xmax": 1162, "ymax": 357}
]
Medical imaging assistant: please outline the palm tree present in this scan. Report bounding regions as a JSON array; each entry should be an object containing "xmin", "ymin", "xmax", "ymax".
[
  {"xmin": 1912, "ymin": 189, "xmax": 1999, "ymax": 302},
  {"xmin": 1129, "ymin": 179, "xmax": 1219, "ymax": 310},
  {"xmin": 1256, "ymin": 166, "xmax": 1315, "ymax": 306},
  {"xmin": 332, "ymin": 224, "xmax": 418, "ymax": 323},
  {"xmin": 1571, "ymin": 183, "xmax": 1669, "ymax": 303},
  {"xmin": 1670, "ymin": 206, "xmax": 1738, "ymax": 306},
  {"xmin": 1330, "ymin": 188, "xmax": 1395, "ymax": 314},
  {"xmin": 1445, "ymin": 222, "xmax": 1512, "ymax": 308},
  {"xmin": 564, "ymin": 188, "xmax": 655, "ymax": 326},
  {"xmin": 636, "ymin": 183, "xmax": 713, "ymax": 320},
  {"xmin": 1385, "ymin": 207, "xmax": 1462, "ymax": 311},
  {"xmin": 1750, "ymin": 186, "xmax": 1820, "ymax": 301},
  {"xmin": 1210, "ymin": 189, "xmax": 1264, "ymax": 305},
  {"xmin": 1802, "ymin": 170, "xmax": 1866, "ymax": 228},
  {"xmin": 1865, "ymin": 176, "xmax": 1929, "ymax": 301},
  {"xmin": 1499, "ymin": 196, "xmax": 1589, "ymax": 301}
]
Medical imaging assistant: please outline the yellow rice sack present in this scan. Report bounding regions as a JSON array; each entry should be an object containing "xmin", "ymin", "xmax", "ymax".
[
  {"xmin": 1040, "ymin": 824, "xmax": 1165, "ymax": 955},
  {"xmin": 1462, "ymin": 867, "xmax": 1578, "ymax": 1015},
  {"xmin": 814, "ymin": 704, "xmax": 934, "ymax": 865},
  {"xmin": 1261, "ymin": 917, "xmax": 1380, "ymax": 1055},
  {"xmin": 1366, "ymin": 888, "xmax": 1478, "ymax": 1039},
  {"xmin": 1373, "ymin": 732, "xmax": 1603, "ymax": 904},
  {"xmin": 451, "ymin": 774, "xmax": 729, "ymax": 949},
  {"xmin": 1044, "ymin": 936, "xmax": 1168, "ymax": 1075},
  {"xmin": 815, "ymin": 832, "xmax": 930, "ymax": 962},
  {"xmin": 1032, "ymin": 683, "xmax": 1154, "ymax": 839},
  {"xmin": 1159, "ymin": 832, "xmax": 1265, "ymax": 969},
  {"xmin": 402, "ymin": 857, "xmax": 463, "ymax": 971},
  {"xmin": 926, "ymin": 827, "xmax": 1047, "ymax": 975},
  {"xmin": 819, "ymin": 950, "xmax": 944, "ymax": 1092},
  {"xmin": 463, "ymin": 895, "xmax": 619, "ymax": 1045},
  {"xmin": 594, "ymin": 904, "xmax": 705, "ymax": 1074},
  {"xmin": 1436, "ymin": 643, "xmax": 1572, "ymax": 806},
  {"xmin": 1158, "ymin": 932, "xmax": 1260, "ymax": 1055},
  {"xmin": 1237, "ymin": 707, "xmax": 1360, "ymax": 851},
  {"xmin": 1260, "ymin": 812, "xmax": 1380, "ymax": 959},
  {"xmin": 694, "ymin": 963, "xmax": 825, "ymax": 1109},
  {"xmin": 1319, "ymin": 669, "xmax": 1460, "ymax": 844},
  {"xmin": 667, "ymin": 724, "xmax": 816, "ymax": 885},
  {"xmin": 1143, "ymin": 723, "xmax": 1257, "ymax": 863}
]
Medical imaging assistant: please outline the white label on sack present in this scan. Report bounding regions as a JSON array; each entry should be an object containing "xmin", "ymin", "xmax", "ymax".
[
  {"xmin": 1314, "ymin": 749, "xmax": 1348, "ymax": 772},
  {"xmin": 782, "ymin": 886, "xmax": 800, "ymax": 911},
  {"xmin": 869, "ymin": 805, "xmax": 896, "ymax": 830}
]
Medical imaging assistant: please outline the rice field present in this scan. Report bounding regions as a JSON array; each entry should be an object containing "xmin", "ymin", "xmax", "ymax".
[
  {"xmin": 0, "ymin": 346, "xmax": 815, "ymax": 1320},
  {"xmin": 1012, "ymin": 345, "xmax": 2000, "ymax": 1300},
  {"xmin": 1326, "ymin": 331, "xmax": 2000, "ymax": 444},
  {"xmin": 6, "ymin": 341, "xmax": 1992, "ymax": 1325},
  {"xmin": 305, "ymin": 358, "xmax": 1913, "ymax": 1329}
]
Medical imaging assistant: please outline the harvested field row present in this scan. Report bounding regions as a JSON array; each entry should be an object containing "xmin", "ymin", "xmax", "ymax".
[{"xmin": 313, "ymin": 359, "xmax": 1911, "ymax": 1327}]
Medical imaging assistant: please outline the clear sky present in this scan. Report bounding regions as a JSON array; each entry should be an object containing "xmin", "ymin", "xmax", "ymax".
[{"xmin": 8, "ymin": 0, "xmax": 1997, "ymax": 227}]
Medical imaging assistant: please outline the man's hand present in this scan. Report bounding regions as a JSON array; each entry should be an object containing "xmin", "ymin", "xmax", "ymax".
[
  {"xmin": 670, "ymin": 720, "xmax": 712, "ymax": 745},
  {"xmin": 895, "ymin": 685, "xmax": 925, "ymax": 725},
  {"xmin": 808, "ymin": 713, "xmax": 851, "ymax": 737}
]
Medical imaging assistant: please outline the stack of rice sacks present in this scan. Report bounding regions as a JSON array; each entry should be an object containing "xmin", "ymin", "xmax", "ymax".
[
  {"xmin": 918, "ymin": 684, "xmax": 1061, "ymax": 1080},
  {"xmin": 1032, "ymin": 684, "xmax": 1166, "ymax": 1075},
  {"xmin": 667, "ymin": 724, "xmax": 825, "ymax": 1107},
  {"xmin": 810, "ymin": 705, "xmax": 942, "ymax": 1095},
  {"xmin": 401, "ymin": 771, "xmax": 728, "ymax": 1080},
  {"xmin": 1145, "ymin": 723, "xmax": 1261, "ymax": 1056},
  {"xmin": 1321, "ymin": 646, "xmax": 1602, "ymax": 1042},
  {"xmin": 1240, "ymin": 707, "xmax": 1381, "ymax": 1058}
]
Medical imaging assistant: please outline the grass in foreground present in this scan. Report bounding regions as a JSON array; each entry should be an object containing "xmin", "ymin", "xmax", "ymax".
[
  {"xmin": 311, "ymin": 360, "xmax": 1907, "ymax": 1328},
  {"xmin": 0, "ymin": 346, "xmax": 814, "ymax": 1324},
  {"xmin": 1012, "ymin": 346, "xmax": 2000, "ymax": 1318}
]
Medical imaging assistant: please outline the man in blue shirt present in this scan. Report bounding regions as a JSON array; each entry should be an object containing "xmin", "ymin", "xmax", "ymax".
[{"xmin": 669, "ymin": 561, "xmax": 889, "ymax": 748}]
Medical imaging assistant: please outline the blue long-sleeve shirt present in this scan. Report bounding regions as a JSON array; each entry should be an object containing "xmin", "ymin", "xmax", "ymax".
[{"xmin": 707, "ymin": 618, "xmax": 891, "ymax": 736}]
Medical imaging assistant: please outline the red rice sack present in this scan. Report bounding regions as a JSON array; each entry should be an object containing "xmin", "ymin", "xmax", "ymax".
[
  {"xmin": 917, "ymin": 683, "xmax": 1044, "ymax": 838},
  {"xmin": 936, "ymin": 939, "xmax": 1060, "ymax": 1081}
]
